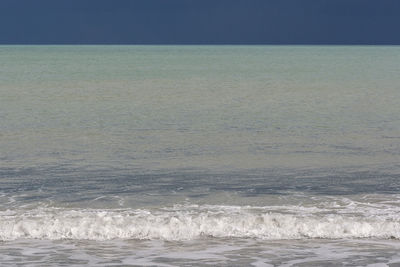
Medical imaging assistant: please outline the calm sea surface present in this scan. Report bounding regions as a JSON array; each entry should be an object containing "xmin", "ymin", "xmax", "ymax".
[{"xmin": 1, "ymin": 46, "xmax": 400, "ymax": 266}]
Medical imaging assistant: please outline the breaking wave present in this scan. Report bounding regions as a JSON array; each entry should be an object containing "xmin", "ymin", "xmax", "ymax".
[{"xmin": 1, "ymin": 204, "xmax": 400, "ymax": 241}]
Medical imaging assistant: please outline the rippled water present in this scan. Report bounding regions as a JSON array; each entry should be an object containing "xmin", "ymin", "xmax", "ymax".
[{"xmin": 1, "ymin": 45, "xmax": 400, "ymax": 266}]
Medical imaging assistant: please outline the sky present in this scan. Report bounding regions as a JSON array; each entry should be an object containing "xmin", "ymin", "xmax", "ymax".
[{"xmin": 1, "ymin": 0, "xmax": 400, "ymax": 44}]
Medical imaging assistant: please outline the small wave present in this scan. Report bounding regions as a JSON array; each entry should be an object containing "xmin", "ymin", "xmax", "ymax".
[{"xmin": 1, "ymin": 204, "xmax": 400, "ymax": 241}]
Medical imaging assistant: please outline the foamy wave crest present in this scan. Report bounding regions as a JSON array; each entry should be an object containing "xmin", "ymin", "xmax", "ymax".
[{"xmin": 1, "ymin": 205, "xmax": 400, "ymax": 241}]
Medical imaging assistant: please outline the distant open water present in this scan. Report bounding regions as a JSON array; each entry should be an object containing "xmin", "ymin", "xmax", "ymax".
[{"xmin": 1, "ymin": 45, "xmax": 400, "ymax": 266}]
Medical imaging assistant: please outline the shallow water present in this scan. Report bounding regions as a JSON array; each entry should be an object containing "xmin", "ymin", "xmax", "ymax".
[{"xmin": 1, "ymin": 45, "xmax": 400, "ymax": 265}]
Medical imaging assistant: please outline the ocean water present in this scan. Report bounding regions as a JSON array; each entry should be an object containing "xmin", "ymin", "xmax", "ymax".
[{"xmin": 1, "ymin": 45, "xmax": 400, "ymax": 266}]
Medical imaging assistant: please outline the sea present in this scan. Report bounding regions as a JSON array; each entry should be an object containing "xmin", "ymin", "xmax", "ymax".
[{"xmin": 0, "ymin": 45, "xmax": 400, "ymax": 266}]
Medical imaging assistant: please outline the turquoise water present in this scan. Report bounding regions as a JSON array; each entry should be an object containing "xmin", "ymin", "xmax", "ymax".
[{"xmin": 1, "ymin": 46, "xmax": 400, "ymax": 265}]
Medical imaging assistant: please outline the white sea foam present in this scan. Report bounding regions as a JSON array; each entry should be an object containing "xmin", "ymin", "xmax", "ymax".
[{"xmin": 1, "ymin": 203, "xmax": 400, "ymax": 241}]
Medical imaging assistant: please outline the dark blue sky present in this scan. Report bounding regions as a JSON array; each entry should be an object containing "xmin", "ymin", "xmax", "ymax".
[{"xmin": 1, "ymin": 0, "xmax": 400, "ymax": 44}]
